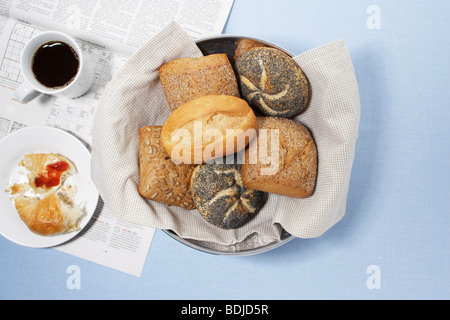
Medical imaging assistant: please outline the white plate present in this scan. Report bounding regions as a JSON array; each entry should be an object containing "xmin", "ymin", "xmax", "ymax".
[{"xmin": 0, "ymin": 126, "xmax": 99, "ymax": 248}]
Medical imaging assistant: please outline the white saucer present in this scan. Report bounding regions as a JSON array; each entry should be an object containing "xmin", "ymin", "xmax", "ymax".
[{"xmin": 0, "ymin": 126, "xmax": 99, "ymax": 248}]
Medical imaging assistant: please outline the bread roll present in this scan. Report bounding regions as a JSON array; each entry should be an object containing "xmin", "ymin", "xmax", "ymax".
[
  {"xmin": 242, "ymin": 117, "xmax": 317, "ymax": 198},
  {"xmin": 161, "ymin": 95, "xmax": 257, "ymax": 164},
  {"xmin": 159, "ymin": 54, "xmax": 240, "ymax": 111},
  {"xmin": 236, "ymin": 47, "xmax": 311, "ymax": 118},
  {"xmin": 190, "ymin": 163, "xmax": 264, "ymax": 229},
  {"xmin": 139, "ymin": 126, "xmax": 196, "ymax": 209},
  {"xmin": 234, "ymin": 39, "xmax": 269, "ymax": 61}
]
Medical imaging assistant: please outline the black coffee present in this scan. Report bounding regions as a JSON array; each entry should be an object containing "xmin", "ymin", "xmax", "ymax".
[{"xmin": 32, "ymin": 41, "xmax": 79, "ymax": 89}]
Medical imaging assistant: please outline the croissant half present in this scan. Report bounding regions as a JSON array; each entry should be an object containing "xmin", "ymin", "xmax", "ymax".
[
  {"xmin": 23, "ymin": 153, "xmax": 76, "ymax": 194},
  {"xmin": 14, "ymin": 192, "xmax": 84, "ymax": 236}
]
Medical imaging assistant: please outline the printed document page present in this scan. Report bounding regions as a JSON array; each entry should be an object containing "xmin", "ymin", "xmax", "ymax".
[
  {"xmin": 0, "ymin": 0, "xmax": 234, "ymax": 277},
  {"xmin": 6, "ymin": 0, "xmax": 234, "ymax": 56}
]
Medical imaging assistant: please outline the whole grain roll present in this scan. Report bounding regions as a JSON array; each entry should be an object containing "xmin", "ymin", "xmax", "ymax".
[
  {"xmin": 190, "ymin": 163, "xmax": 264, "ymax": 229},
  {"xmin": 236, "ymin": 47, "xmax": 311, "ymax": 118},
  {"xmin": 242, "ymin": 117, "xmax": 317, "ymax": 198},
  {"xmin": 159, "ymin": 53, "xmax": 240, "ymax": 111},
  {"xmin": 139, "ymin": 126, "xmax": 196, "ymax": 210}
]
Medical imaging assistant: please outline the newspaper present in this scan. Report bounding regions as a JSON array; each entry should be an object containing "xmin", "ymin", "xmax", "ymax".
[{"xmin": 0, "ymin": 0, "xmax": 234, "ymax": 277}]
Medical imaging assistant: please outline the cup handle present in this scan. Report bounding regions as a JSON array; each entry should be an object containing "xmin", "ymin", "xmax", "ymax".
[{"xmin": 15, "ymin": 82, "xmax": 41, "ymax": 104}]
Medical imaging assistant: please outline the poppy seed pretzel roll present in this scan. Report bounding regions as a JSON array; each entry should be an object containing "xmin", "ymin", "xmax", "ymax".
[
  {"xmin": 236, "ymin": 47, "xmax": 311, "ymax": 118},
  {"xmin": 190, "ymin": 163, "xmax": 265, "ymax": 229},
  {"xmin": 159, "ymin": 53, "xmax": 241, "ymax": 111},
  {"xmin": 139, "ymin": 126, "xmax": 196, "ymax": 210}
]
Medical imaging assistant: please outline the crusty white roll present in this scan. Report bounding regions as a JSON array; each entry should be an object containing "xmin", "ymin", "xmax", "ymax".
[{"xmin": 161, "ymin": 95, "xmax": 257, "ymax": 164}]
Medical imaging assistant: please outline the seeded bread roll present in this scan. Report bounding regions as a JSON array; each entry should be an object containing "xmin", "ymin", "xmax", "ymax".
[
  {"xmin": 139, "ymin": 126, "xmax": 196, "ymax": 210},
  {"xmin": 236, "ymin": 47, "xmax": 311, "ymax": 118},
  {"xmin": 242, "ymin": 117, "xmax": 317, "ymax": 198},
  {"xmin": 159, "ymin": 54, "xmax": 240, "ymax": 111},
  {"xmin": 190, "ymin": 163, "xmax": 264, "ymax": 229}
]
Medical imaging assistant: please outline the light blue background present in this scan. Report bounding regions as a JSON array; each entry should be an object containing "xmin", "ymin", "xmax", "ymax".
[{"xmin": 1, "ymin": 0, "xmax": 449, "ymax": 300}]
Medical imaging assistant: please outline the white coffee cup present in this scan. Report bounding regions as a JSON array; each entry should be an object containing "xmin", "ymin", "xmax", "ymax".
[{"xmin": 15, "ymin": 31, "xmax": 94, "ymax": 104}]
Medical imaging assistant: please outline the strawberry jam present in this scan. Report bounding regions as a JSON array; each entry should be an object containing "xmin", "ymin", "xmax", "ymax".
[{"xmin": 34, "ymin": 161, "xmax": 69, "ymax": 188}]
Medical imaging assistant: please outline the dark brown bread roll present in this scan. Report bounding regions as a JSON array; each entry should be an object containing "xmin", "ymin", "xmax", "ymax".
[
  {"xmin": 190, "ymin": 163, "xmax": 264, "ymax": 229},
  {"xmin": 236, "ymin": 47, "xmax": 311, "ymax": 118}
]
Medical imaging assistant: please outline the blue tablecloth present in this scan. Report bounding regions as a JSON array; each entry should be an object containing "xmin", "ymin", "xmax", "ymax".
[{"xmin": 1, "ymin": 0, "xmax": 449, "ymax": 300}]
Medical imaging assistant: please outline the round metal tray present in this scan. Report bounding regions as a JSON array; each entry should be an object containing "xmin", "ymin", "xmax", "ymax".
[{"xmin": 162, "ymin": 35, "xmax": 295, "ymax": 256}]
